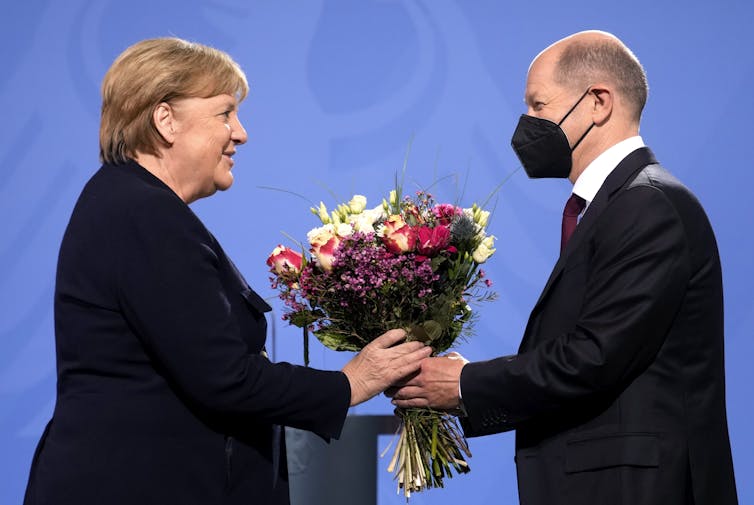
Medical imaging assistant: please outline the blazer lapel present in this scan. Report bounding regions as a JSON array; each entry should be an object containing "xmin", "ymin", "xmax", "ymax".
[{"xmin": 522, "ymin": 147, "xmax": 659, "ymax": 343}]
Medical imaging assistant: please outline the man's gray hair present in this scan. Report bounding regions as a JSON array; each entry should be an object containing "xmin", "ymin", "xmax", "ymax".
[{"xmin": 556, "ymin": 39, "xmax": 648, "ymax": 122}]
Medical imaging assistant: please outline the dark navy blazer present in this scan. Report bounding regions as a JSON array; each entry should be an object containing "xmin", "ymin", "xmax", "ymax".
[
  {"xmin": 24, "ymin": 160, "xmax": 351, "ymax": 505},
  {"xmin": 460, "ymin": 148, "xmax": 737, "ymax": 505}
]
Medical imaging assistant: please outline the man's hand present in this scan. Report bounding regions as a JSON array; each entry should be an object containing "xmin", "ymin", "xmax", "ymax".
[
  {"xmin": 388, "ymin": 353, "xmax": 468, "ymax": 411},
  {"xmin": 342, "ymin": 329, "xmax": 432, "ymax": 406}
]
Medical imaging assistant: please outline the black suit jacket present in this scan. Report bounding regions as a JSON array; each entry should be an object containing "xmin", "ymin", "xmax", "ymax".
[
  {"xmin": 460, "ymin": 148, "xmax": 737, "ymax": 505},
  {"xmin": 24, "ymin": 160, "xmax": 351, "ymax": 505}
]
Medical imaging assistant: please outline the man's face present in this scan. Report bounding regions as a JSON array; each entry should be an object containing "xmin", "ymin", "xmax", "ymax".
[{"xmin": 523, "ymin": 50, "xmax": 592, "ymax": 148}]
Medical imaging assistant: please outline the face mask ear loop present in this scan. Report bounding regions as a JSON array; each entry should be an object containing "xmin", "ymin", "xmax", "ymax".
[
  {"xmin": 570, "ymin": 121, "xmax": 595, "ymax": 152},
  {"xmin": 557, "ymin": 87, "xmax": 592, "ymax": 126}
]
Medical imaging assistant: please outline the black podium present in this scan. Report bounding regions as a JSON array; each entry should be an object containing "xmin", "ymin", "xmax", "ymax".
[{"xmin": 286, "ymin": 415, "xmax": 400, "ymax": 505}]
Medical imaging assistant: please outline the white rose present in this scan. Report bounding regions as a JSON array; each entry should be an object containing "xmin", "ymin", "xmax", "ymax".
[
  {"xmin": 336, "ymin": 223, "xmax": 354, "ymax": 237},
  {"xmin": 351, "ymin": 215, "xmax": 374, "ymax": 233},
  {"xmin": 348, "ymin": 195, "xmax": 367, "ymax": 214},
  {"xmin": 475, "ymin": 209, "xmax": 490, "ymax": 228},
  {"xmin": 369, "ymin": 204, "xmax": 386, "ymax": 219},
  {"xmin": 307, "ymin": 224, "xmax": 336, "ymax": 246},
  {"xmin": 348, "ymin": 205, "xmax": 385, "ymax": 233},
  {"xmin": 472, "ymin": 235, "xmax": 496, "ymax": 263}
]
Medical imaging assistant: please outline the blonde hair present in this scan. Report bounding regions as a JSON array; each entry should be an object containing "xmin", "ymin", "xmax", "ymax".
[{"xmin": 99, "ymin": 37, "xmax": 249, "ymax": 164}]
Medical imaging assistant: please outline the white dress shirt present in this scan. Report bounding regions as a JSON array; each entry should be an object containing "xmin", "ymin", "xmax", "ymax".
[{"xmin": 572, "ymin": 136, "xmax": 645, "ymax": 211}]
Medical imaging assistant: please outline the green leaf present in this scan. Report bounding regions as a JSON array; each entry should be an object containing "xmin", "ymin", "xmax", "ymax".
[
  {"xmin": 408, "ymin": 320, "xmax": 444, "ymax": 344},
  {"xmin": 422, "ymin": 320, "xmax": 443, "ymax": 341},
  {"xmin": 312, "ymin": 329, "xmax": 362, "ymax": 352},
  {"xmin": 430, "ymin": 256, "xmax": 447, "ymax": 271},
  {"xmin": 288, "ymin": 311, "xmax": 320, "ymax": 328}
]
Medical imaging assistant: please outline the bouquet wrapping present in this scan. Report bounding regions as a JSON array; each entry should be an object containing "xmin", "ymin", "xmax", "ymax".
[{"xmin": 267, "ymin": 188, "xmax": 496, "ymax": 497}]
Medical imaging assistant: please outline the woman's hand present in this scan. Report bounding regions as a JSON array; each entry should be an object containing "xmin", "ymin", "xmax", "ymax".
[{"xmin": 342, "ymin": 329, "xmax": 432, "ymax": 406}]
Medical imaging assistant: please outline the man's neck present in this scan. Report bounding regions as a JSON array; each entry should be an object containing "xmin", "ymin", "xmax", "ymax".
[{"xmin": 569, "ymin": 124, "xmax": 640, "ymax": 183}]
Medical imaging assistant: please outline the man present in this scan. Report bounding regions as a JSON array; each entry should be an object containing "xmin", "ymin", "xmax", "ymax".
[{"xmin": 391, "ymin": 31, "xmax": 738, "ymax": 505}]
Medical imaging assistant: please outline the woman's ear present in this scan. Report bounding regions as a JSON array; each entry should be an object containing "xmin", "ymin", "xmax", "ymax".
[
  {"xmin": 153, "ymin": 102, "xmax": 175, "ymax": 144},
  {"xmin": 589, "ymin": 85, "xmax": 613, "ymax": 126}
]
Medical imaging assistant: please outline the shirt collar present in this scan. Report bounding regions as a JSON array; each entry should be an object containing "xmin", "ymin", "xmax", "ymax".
[{"xmin": 572, "ymin": 136, "xmax": 645, "ymax": 204}]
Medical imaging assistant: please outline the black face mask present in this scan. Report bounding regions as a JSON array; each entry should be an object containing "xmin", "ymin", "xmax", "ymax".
[{"xmin": 510, "ymin": 88, "xmax": 595, "ymax": 179}]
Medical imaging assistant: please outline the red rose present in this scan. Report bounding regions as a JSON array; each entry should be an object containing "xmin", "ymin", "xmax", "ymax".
[
  {"xmin": 416, "ymin": 225, "xmax": 451, "ymax": 256},
  {"xmin": 432, "ymin": 204, "xmax": 463, "ymax": 226}
]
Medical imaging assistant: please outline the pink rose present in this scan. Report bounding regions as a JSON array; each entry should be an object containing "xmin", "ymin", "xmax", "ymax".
[
  {"xmin": 309, "ymin": 235, "xmax": 340, "ymax": 272},
  {"xmin": 416, "ymin": 225, "xmax": 451, "ymax": 257},
  {"xmin": 267, "ymin": 245, "xmax": 304, "ymax": 275},
  {"xmin": 382, "ymin": 215, "xmax": 417, "ymax": 254},
  {"xmin": 432, "ymin": 204, "xmax": 463, "ymax": 226},
  {"xmin": 307, "ymin": 224, "xmax": 346, "ymax": 272}
]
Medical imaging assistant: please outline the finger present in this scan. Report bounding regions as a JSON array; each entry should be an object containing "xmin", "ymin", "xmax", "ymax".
[
  {"xmin": 390, "ymin": 344, "xmax": 432, "ymax": 363},
  {"xmin": 370, "ymin": 328, "xmax": 408, "ymax": 348},
  {"xmin": 413, "ymin": 345, "xmax": 434, "ymax": 359},
  {"xmin": 392, "ymin": 397, "xmax": 428, "ymax": 409},
  {"xmin": 390, "ymin": 369, "xmax": 420, "ymax": 389},
  {"xmin": 390, "ymin": 340, "xmax": 428, "ymax": 355},
  {"xmin": 389, "ymin": 385, "xmax": 425, "ymax": 401},
  {"xmin": 387, "ymin": 371, "xmax": 422, "ymax": 391},
  {"xmin": 390, "ymin": 346, "xmax": 432, "ymax": 377}
]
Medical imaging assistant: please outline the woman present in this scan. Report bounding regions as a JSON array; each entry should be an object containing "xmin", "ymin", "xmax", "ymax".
[{"xmin": 23, "ymin": 37, "xmax": 430, "ymax": 505}]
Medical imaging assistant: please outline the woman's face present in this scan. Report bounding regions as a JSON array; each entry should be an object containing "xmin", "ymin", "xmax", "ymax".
[{"xmin": 168, "ymin": 93, "xmax": 248, "ymax": 201}]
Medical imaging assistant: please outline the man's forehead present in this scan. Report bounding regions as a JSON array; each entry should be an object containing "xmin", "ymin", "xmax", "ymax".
[
  {"xmin": 525, "ymin": 45, "xmax": 563, "ymax": 87},
  {"xmin": 524, "ymin": 65, "xmax": 552, "ymax": 96},
  {"xmin": 523, "ymin": 83, "xmax": 548, "ymax": 105}
]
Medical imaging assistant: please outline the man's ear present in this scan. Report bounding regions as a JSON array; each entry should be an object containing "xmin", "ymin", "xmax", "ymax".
[
  {"xmin": 153, "ymin": 102, "xmax": 175, "ymax": 144},
  {"xmin": 589, "ymin": 84, "xmax": 613, "ymax": 126}
]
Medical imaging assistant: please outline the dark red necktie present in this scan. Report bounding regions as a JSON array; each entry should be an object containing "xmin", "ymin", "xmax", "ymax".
[{"xmin": 561, "ymin": 193, "xmax": 586, "ymax": 253}]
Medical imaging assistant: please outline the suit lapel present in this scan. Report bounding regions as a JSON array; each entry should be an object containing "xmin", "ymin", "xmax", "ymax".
[{"xmin": 521, "ymin": 148, "xmax": 658, "ymax": 345}]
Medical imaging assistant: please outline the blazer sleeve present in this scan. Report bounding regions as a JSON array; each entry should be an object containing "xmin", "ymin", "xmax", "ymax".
[
  {"xmin": 115, "ymin": 193, "xmax": 350, "ymax": 439},
  {"xmin": 460, "ymin": 184, "xmax": 691, "ymax": 436}
]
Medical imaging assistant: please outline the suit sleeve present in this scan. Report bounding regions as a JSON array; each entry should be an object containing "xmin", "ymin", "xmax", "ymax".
[
  {"xmin": 115, "ymin": 194, "xmax": 350, "ymax": 439},
  {"xmin": 460, "ymin": 185, "xmax": 691, "ymax": 436}
]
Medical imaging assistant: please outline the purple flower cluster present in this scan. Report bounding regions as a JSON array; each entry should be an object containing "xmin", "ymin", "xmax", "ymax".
[
  {"xmin": 274, "ymin": 283, "xmax": 307, "ymax": 320},
  {"xmin": 325, "ymin": 232, "xmax": 439, "ymax": 307}
]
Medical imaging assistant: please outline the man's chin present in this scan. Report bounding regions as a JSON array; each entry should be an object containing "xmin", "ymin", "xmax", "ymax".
[{"xmin": 215, "ymin": 174, "xmax": 234, "ymax": 192}]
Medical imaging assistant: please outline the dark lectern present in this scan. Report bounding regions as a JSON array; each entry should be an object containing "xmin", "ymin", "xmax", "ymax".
[{"xmin": 287, "ymin": 415, "xmax": 400, "ymax": 505}]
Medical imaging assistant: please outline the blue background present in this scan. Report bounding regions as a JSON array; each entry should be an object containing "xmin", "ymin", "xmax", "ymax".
[{"xmin": 1, "ymin": 1, "xmax": 752, "ymax": 503}]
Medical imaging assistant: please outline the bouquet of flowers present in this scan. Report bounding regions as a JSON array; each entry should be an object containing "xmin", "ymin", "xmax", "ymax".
[{"xmin": 267, "ymin": 187, "xmax": 496, "ymax": 497}]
